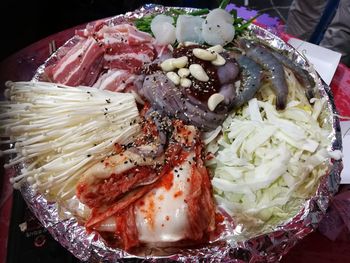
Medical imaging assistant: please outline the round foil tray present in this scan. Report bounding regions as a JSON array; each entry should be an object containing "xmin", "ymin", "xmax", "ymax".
[{"xmin": 20, "ymin": 4, "xmax": 343, "ymax": 262}]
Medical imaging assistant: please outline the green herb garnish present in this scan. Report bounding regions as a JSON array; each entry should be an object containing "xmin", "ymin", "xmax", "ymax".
[
  {"xmin": 134, "ymin": 14, "xmax": 156, "ymax": 35},
  {"xmin": 219, "ymin": 0, "xmax": 230, "ymax": 9},
  {"xmin": 234, "ymin": 13, "xmax": 261, "ymax": 36},
  {"xmin": 134, "ymin": 0, "xmax": 260, "ymax": 43}
]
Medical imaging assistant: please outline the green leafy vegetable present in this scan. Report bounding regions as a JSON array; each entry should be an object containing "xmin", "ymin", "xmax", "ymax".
[
  {"xmin": 188, "ymin": 9, "xmax": 210, "ymax": 16},
  {"xmin": 219, "ymin": 0, "xmax": 230, "ymax": 9},
  {"xmin": 134, "ymin": 14, "xmax": 156, "ymax": 35},
  {"xmin": 230, "ymin": 8, "xmax": 237, "ymax": 20}
]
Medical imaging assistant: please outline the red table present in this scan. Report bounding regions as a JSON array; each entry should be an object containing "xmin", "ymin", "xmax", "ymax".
[{"xmin": 0, "ymin": 23, "xmax": 349, "ymax": 263}]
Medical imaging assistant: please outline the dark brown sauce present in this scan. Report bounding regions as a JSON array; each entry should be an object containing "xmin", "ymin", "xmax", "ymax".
[
  {"xmin": 141, "ymin": 62, "xmax": 161, "ymax": 75},
  {"xmin": 173, "ymin": 45, "xmax": 221, "ymax": 101}
]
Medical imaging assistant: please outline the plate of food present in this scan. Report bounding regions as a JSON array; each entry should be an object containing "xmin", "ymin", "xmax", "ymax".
[{"xmin": 0, "ymin": 1, "xmax": 343, "ymax": 262}]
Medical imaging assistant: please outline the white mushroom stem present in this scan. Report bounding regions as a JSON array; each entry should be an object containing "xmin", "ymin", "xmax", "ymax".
[{"xmin": 0, "ymin": 81, "xmax": 141, "ymax": 199}]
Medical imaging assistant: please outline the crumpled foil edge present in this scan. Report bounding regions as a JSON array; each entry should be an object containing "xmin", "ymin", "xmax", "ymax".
[{"xmin": 21, "ymin": 4, "xmax": 343, "ymax": 262}]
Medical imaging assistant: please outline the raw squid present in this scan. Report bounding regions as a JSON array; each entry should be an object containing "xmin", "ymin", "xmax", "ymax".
[
  {"xmin": 139, "ymin": 45, "xmax": 244, "ymax": 131},
  {"xmin": 140, "ymin": 71, "xmax": 227, "ymax": 131}
]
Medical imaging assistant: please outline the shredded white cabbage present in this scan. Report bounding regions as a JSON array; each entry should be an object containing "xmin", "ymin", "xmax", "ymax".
[{"xmin": 209, "ymin": 97, "xmax": 339, "ymax": 231}]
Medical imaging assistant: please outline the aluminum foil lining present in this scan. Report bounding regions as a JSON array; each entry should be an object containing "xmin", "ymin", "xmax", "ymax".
[{"xmin": 23, "ymin": 4, "xmax": 343, "ymax": 262}]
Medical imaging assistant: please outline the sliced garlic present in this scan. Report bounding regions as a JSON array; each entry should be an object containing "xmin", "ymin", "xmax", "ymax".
[
  {"xmin": 207, "ymin": 93, "xmax": 224, "ymax": 111},
  {"xmin": 189, "ymin": 64, "xmax": 209, "ymax": 82}
]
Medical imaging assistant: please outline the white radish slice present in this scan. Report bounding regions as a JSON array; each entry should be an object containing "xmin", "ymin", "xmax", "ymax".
[
  {"xmin": 151, "ymin": 14, "xmax": 174, "ymax": 26},
  {"xmin": 176, "ymin": 15, "xmax": 205, "ymax": 44},
  {"xmin": 151, "ymin": 15, "xmax": 176, "ymax": 45},
  {"xmin": 202, "ymin": 8, "xmax": 235, "ymax": 46},
  {"xmin": 205, "ymin": 8, "xmax": 233, "ymax": 24}
]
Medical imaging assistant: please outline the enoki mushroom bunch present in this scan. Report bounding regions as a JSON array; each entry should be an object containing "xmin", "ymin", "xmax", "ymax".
[{"xmin": 0, "ymin": 81, "xmax": 140, "ymax": 200}]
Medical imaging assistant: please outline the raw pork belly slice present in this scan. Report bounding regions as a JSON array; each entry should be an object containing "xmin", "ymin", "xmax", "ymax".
[
  {"xmin": 45, "ymin": 37, "xmax": 105, "ymax": 86},
  {"xmin": 45, "ymin": 21, "xmax": 157, "ymax": 89},
  {"xmin": 93, "ymin": 69, "xmax": 136, "ymax": 92},
  {"xmin": 100, "ymin": 24, "xmax": 156, "ymax": 73}
]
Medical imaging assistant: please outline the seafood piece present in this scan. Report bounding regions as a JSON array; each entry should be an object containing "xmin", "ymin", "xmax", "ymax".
[
  {"xmin": 140, "ymin": 71, "xmax": 227, "ymax": 131},
  {"xmin": 239, "ymin": 39, "xmax": 288, "ymax": 110},
  {"xmin": 267, "ymin": 49, "xmax": 315, "ymax": 100},
  {"xmin": 139, "ymin": 45, "xmax": 248, "ymax": 131},
  {"xmin": 218, "ymin": 83, "xmax": 236, "ymax": 105},
  {"xmin": 230, "ymin": 55, "xmax": 263, "ymax": 109},
  {"xmin": 142, "ymin": 111, "xmax": 173, "ymax": 157},
  {"xmin": 217, "ymin": 56, "xmax": 239, "ymax": 85}
]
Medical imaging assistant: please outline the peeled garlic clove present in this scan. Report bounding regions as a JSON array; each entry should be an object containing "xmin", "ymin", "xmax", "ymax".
[
  {"xmin": 178, "ymin": 68, "xmax": 190, "ymax": 78},
  {"xmin": 207, "ymin": 93, "xmax": 225, "ymax": 111},
  {"xmin": 193, "ymin": 48, "xmax": 217, "ymax": 61},
  {"xmin": 180, "ymin": 78, "xmax": 192, "ymax": 88},
  {"xmin": 172, "ymin": 56, "xmax": 188, "ymax": 68},
  {"xmin": 189, "ymin": 64, "xmax": 209, "ymax": 82},
  {"xmin": 211, "ymin": 53, "xmax": 226, "ymax": 66},
  {"xmin": 207, "ymin": 45, "xmax": 223, "ymax": 53},
  {"xmin": 166, "ymin": 72, "xmax": 180, "ymax": 85},
  {"xmin": 161, "ymin": 58, "xmax": 176, "ymax": 72}
]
